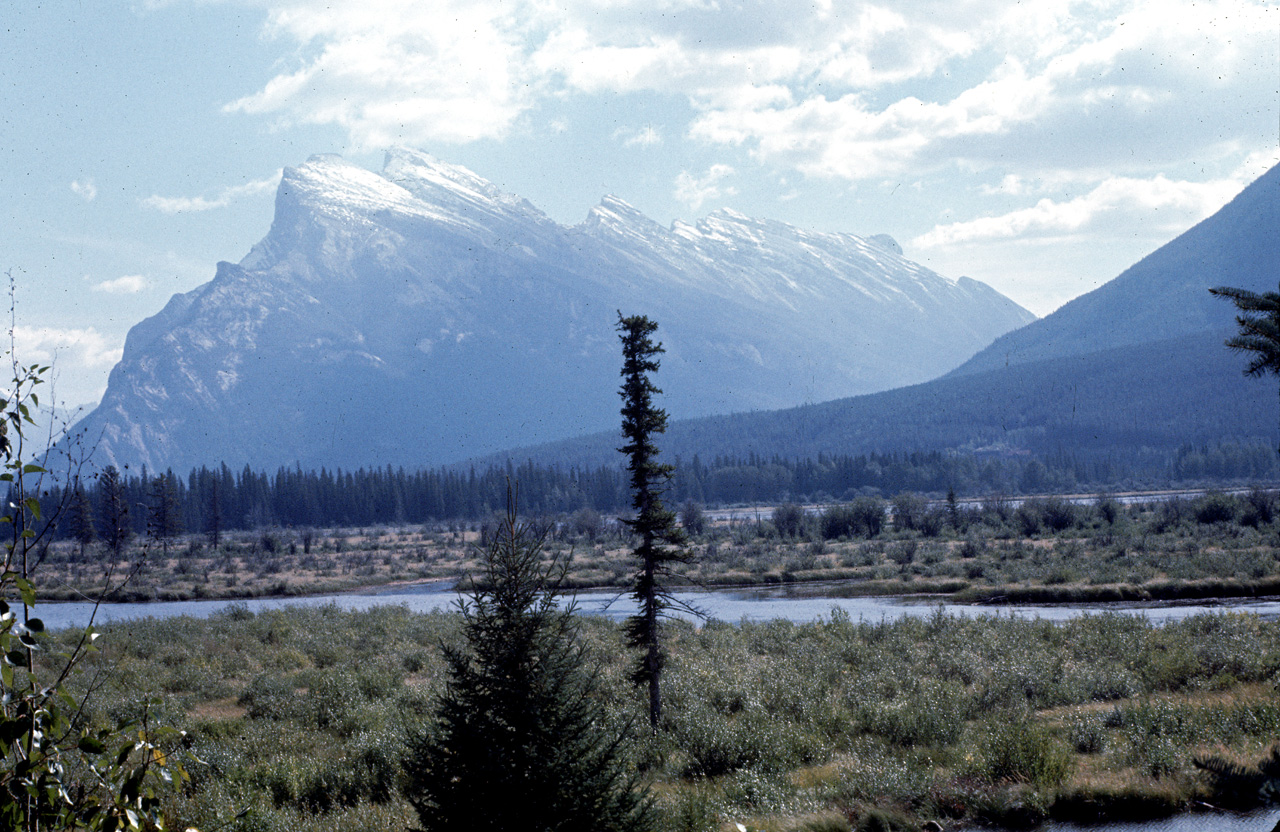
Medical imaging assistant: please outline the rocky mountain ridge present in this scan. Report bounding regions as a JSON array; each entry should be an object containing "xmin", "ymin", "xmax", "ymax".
[{"xmin": 69, "ymin": 148, "xmax": 1034, "ymax": 473}]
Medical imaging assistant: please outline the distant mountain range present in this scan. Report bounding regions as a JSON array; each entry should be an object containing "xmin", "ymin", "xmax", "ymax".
[
  {"xmin": 487, "ymin": 163, "xmax": 1280, "ymax": 469},
  {"xmin": 66, "ymin": 149, "xmax": 1032, "ymax": 473}
]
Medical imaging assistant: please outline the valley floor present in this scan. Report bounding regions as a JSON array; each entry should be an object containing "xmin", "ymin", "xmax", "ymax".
[
  {"xmin": 25, "ymin": 490, "xmax": 1280, "ymax": 831},
  {"xmin": 39, "ymin": 489, "xmax": 1280, "ymax": 609}
]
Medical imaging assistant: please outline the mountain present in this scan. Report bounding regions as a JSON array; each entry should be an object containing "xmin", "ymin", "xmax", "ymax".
[
  {"xmin": 481, "ymin": 164, "xmax": 1280, "ymax": 470},
  {"xmin": 68, "ymin": 148, "xmax": 1033, "ymax": 473},
  {"xmin": 950, "ymin": 163, "xmax": 1280, "ymax": 376}
]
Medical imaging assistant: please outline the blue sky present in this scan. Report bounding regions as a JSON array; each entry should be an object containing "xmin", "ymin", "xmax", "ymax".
[{"xmin": 3, "ymin": 0, "xmax": 1277, "ymax": 414}]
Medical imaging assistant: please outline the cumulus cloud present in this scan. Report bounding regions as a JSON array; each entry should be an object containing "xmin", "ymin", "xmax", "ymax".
[
  {"xmin": 220, "ymin": 0, "xmax": 1275, "ymax": 185},
  {"xmin": 912, "ymin": 171, "xmax": 1251, "ymax": 249},
  {"xmin": 70, "ymin": 179, "xmax": 97, "ymax": 201},
  {"xmin": 91, "ymin": 275, "xmax": 149, "ymax": 294},
  {"xmin": 674, "ymin": 164, "xmax": 736, "ymax": 210},
  {"xmin": 223, "ymin": 0, "xmax": 537, "ymax": 146},
  {"xmin": 142, "ymin": 171, "xmax": 282, "ymax": 214},
  {"xmin": 12, "ymin": 326, "xmax": 122, "ymax": 370}
]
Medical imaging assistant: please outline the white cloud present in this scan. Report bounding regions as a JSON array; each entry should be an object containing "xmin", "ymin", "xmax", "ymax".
[
  {"xmin": 220, "ymin": 0, "xmax": 1276, "ymax": 186},
  {"xmin": 142, "ymin": 171, "xmax": 282, "ymax": 214},
  {"xmin": 12, "ymin": 326, "xmax": 122, "ymax": 371},
  {"xmin": 224, "ymin": 0, "xmax": 537, "ymax": 146},
  {"xmin": 70, "ymin": 178, "xmax": 97, "ymax": 201},
  {"xmin": 91, "ymin": 275, "xmax": 149, "ymax": 294},
  {"xmin": 614, "ymin": 125, "xmax": 663, "ymax": 147},
  {"xmin": 674, "ymin": 164, "xmax": 736, "ymax": 210},
  {"xmin": 912, "ymin": 167, "xmax": 1257, "ymax": 249}
]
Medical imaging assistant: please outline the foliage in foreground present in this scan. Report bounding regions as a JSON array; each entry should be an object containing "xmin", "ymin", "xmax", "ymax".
[
  {"xmin": 0, "ymin": 349, "xmax": 192, "ymax": 831},
  {"xmin": 402, "ymin": 499, "xmax": 650, "ymax": 832},
  {"xmin": 53, "ymin": 599, "xmax": 1280, "ymax": 832}
]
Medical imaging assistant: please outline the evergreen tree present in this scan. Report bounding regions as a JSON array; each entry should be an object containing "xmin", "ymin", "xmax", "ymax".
[
  {"xmin": 616, "ymin": 313, "xmax": 689, "ymax": 729},
  {"xmin": 1210, "ymin": 284, "xmax": 1280, "ymax": 454},
  {"xmin": 206, "ymin": 483, "xmax": 222, "ymax": 548},
  {"xmin": 97, "ymin": 466, "xmax": 131, "ymax": 558},
  {"xmin": 147, "ymin": 472, "xmax": 183, "ymax": 557},
  {"xmin": 402, "ymin": 492, "xmax": 650, "ymax": 832},
  {"xmin": 67, "ymin": 483, "xmax": 96, "ymax": 559}
]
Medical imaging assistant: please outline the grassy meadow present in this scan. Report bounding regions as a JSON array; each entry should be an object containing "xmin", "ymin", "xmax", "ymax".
[
  {"xmin": 27, "ymin": 488, "xmax": 1280, "ymax": 830},
  {"xmin": 47, "ymin": 600, "xmax": 1280, "ymax": 831}
]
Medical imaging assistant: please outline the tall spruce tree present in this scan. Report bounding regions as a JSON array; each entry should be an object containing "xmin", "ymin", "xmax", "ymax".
[
  {"xmin": 97, "ymin": 465, "xmax": 131, "ymax": 558},
  {"xmin": 402, "ymin": 491, "xmax": 651, "ymax": 832},
  {"xmin": 67, "ymin": 483, "xmax": 96, "ymax": 559},
  {"xmin": 616, "ymin": 313, "xmax": 689, "ymax": 730},
  {"xmin": 147, "ymin": 472, "xmax": 183, "ymax": 557}
]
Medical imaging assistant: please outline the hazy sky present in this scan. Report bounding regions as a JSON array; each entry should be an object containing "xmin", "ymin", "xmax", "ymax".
[{"xmin": 3, "ymin": 0, "xmax": 1277, "ymax": 411}]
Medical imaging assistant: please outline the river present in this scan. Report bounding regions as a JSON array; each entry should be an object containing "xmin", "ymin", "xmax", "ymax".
[
  {"xmin": 1045, "ymin": 811, "xmax": 1279, "ymax": 831},
  {"xmin": 32, "ymin": 581, "xmax": 1280, "ymax": 631}
]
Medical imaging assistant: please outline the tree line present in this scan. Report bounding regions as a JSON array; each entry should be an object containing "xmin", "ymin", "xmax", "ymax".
[{"xmin": 31, "ymin": 439, "xmax": 1278, "ymax": 543}]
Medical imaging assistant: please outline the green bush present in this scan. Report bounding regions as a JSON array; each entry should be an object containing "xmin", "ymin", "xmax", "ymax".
[
  {"xmin": 866, "ymin": 681, "xmax": 968, "ymax": 747},
  {"xmin": 821, "ymin": 499, "xmax": 885, "ymax": 540},
  {"xmin": 1067, "ymin": 713, "xmax": 1106, "ymax": 754},
  {"xmin": 1194, "ymin": 492, "xmax": 1239, "ymax": 525},
  {"xmin": 978, "ymin": 719, "xmax": 1072, "ymax": 788},
  {"xmin": 773, "ymin": 503, "xmax": 807, "ymax": 539},
  {"xmin": 239, "ymin": 673, "xmax": 302, "ymax": 721}
]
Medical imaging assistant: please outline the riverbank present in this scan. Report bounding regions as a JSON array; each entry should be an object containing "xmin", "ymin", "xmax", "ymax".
[{"xmin": 38, "ymin": 522, "xmax": 1280, "ymax": 612}]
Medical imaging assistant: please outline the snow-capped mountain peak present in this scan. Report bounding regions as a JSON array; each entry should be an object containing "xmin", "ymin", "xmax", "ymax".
[{"xmin": 69, "ymin": 149, "xmax": 1034, "ymax": 474}]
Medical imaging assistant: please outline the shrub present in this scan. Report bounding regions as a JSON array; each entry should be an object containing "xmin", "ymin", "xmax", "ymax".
[
  {"xmin": 239, "ymin": 673, "xmax": 302, "ymax": 721},
  {"xmin": 1015, "ymin": 503, "xmax": 1043, "ymax": 536},
  {"xmin": 979, "ymin": 719, "xmax": 1072, "ymax": 788},
  {"xmin": 680, "ymin": 501, "xmax": 706, "ymax": 537},
  {"xmin": 773, "ymin": 503, "xmax": 807, "ymax": 539},
  {"xmin": 917, "ymin": 509, "xmax": 946, "ymax": 538},
  {"xmin": 821, "ymin": 499, "xmax": 885, "ymax": 540},
  {"xmin": 1095, "ymin": 496, "xmax": 1121, "ymax": 525},
  {"xmin": 1194, "ymin": 492, "xmax": 1238, "ymax": 525},
  {"xmin": 890, "ymin": 492, "xmax": 927, "ymax": 532},
  {"xmin": 1067, "ymin": 713, "xmax": 1106, "ymax": 753},
  {"xmin": 868, "ymin": 681, "xmax": 968, "ymax": 747},
  {"xmin": 820, "ymin": 505, "xmax": 858, "ymax": 540},
  {"xmin": 1241, "ymin": 489, "xmax": 1277, "ymax": 527}
]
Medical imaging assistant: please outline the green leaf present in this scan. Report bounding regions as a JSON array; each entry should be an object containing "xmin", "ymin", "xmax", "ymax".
[
  {"xmin": 25, "ymin": 617, "xmax": 42, "ymax": 632},
  {"xmin": 21, "ymin": 464, "xmax": 45, "ymax": 475},
  {"xmin": 0, "ymin": 718, "xmax": 27, "ymax": 744},
  {"xmin": 78, "ymin": 736, "xmax": 107, "ymax": 754}
]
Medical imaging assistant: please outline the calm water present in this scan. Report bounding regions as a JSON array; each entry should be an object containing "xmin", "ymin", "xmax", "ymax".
[
  {"xmin": 33, "ymin": 581, "xmax": 1280, "ymax": 631},
  {"xmin": 1045, "ymin": 809, "xmax": 1279, "ymax": 831}
]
